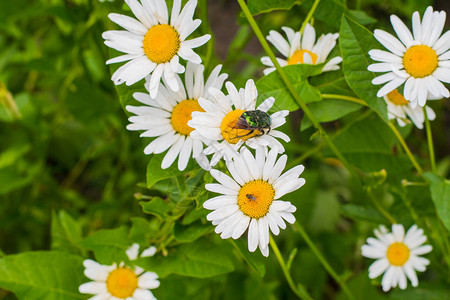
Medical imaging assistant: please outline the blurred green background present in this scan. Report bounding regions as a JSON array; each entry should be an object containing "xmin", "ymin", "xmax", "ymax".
[{"xmin": 0, "ymin": 0, "xmax": 448, "ymax": 293}]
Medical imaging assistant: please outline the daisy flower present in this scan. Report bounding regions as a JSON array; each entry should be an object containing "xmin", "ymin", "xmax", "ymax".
[
  {"xmin": 361, "ymin": 224, "xmax": 433, "ymax": 292},
  {"xmin": 126, "ymin": 62, "xmax": 227, "ymax": 171},
  {"xmin": 261, "ymin": 23, "xmax": 342, "ymax": 75},
  {"xmin": 79, "ymin": 244, "xmax": 160, "ymax": 299},
  {"xmin": 368, "ymin": 6, "xmax": 450, "ymax": 108},
  {"xmin": 384, "ymin": 89, "xmax": 436, "ymax": 129},
  {"xmin": 103, "ymin": 0, "xmax": 211, "ymax": 97},
  {"xmin": 203, "ymin": 147, "xmax": 305, "ymax": 256},
  {"xmin": 188, "ymin": 79, "xmax": 290, "ymax": 167}
]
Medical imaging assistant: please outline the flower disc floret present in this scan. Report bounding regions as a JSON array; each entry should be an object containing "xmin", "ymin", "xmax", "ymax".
[
  {"xmin": 368, "ymin": 6, "xmax": 450, "ymax": 107},
  {"xmin": 402, "ymin": 45, "xmax": 438, "ymax": 78},
  {"xmin": 261, "ymin": 24, "xmax": 342, "ymax": 75},
  {"xmin": 361, "ymin": 224, "xmax": 433, "ymax": 292},
  {"xmin": 288, "ymin": 49, "xmax": 318, "ymax": 65},
  {"xmin": 220, "ymin": 109, "xmax": 261, "ymax": 144},
  {"xmin": 203, "ymin": 147, "xmax": 305, "ymax": 257},
  {"xmin": 386, "ymin": 242, "xmax": 410, "ymax": 266},
  {"xmin": 171, "ymin": 99, "xmax": 204, "ymax": 136},
  {"xmin": 384, "ymin": 89, "xmax": 436, "ymax": 129},
  {"xmin": 238, "ymin": 180, "xmax": 275, "ymax": 219},
  {"xmin": 79, "ymin": 244, "xmax": 160, "ymax": 300},
  {"xmin": 386, "ymin": 89, "xmax": 409, "ymax": 105},
  {"xmin": 102, "ymin": 0, "xmax": 211, "ymax": 97},
  {"xmin": 143, "ymin": 24, "xmax": 180, "ymax": 64},
  {"xmin": 106, "ymin": 267, "xmax": 138, "ymax": 299}
]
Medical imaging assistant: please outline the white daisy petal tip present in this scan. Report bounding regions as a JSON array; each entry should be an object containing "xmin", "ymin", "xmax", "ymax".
[
  {"xmin": 203, "ymin": 148, "xmax": 304, "ymax": 256},
  {"xmin": 370, "ymin": 7, "xmax": 450, "ymax": 106},
  {"xmin": 79, "ymin": 256, "xmax": 160, "ymax": 299},
  {"xmin": 189, "ymin": 79, "xmax": 289, "ymax": 162},
  {"xmin": 125, "ymin": 56, "xmax": 226, "ymax": 171},
  {"xmin": 103, "ymin": 0, "xmax": 210, "ymax": 89},
  {"xmin": 383, "ymin": 88, "xmax": 435, "ymax": 129},
  {"xmin": 263, "ymin": 25, "xmax": 341, "ymax": 74},
  {"xmin": 361, "ymin": 224, "xmax": 432, "ymax": 292}
]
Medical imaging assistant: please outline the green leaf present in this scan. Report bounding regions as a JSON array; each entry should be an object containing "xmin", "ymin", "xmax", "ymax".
[
  {"xmin": 304, "ymin": 0, "xmax": 376, "ymax": 29},
  {"xmin": 51, "ymin": 211, "xmax": 85, "ymax": 256},
  {"xmin": 0, "ymin": 251, "xmax": 85, "ymax": 300},
  {"xmin": 129, "ymin": 217, "xmax": 160, "ymax": 245},
  {"xmin": 310, "ymin": 69, "xmax": 356, "ymax": 96},
  {"xmin": 230, "ymin": 239, "xmax": 266, "ymax": 277},
  {"xmin": 301, "ymin": 99, "xmax": 362, "ymax": 130},
  {"xmin": 173, "ymin": 221, "xmax": 211, "ymax": 243},
  {"xmin": 324, "ymin": 114, "xmax": 412, "ymax": 174},
  {"xmin": 247, "ymin": 0, "xmax": 302, "ymax": 15},
  {"xmin": 424, "ymin": 173, "xmax": 450, "ymax": 232},
  {"xmin": 146, "ymin": 154, "xmax": 199, "ymax": 188},
  {"xmin": 340, "ymin": 204, "xmax": 386, "ymax": 223},
  {"xmin": 137, "ymin": 238, "xmax": 235, "ymax": 278},
  {"xmin": 336, "ymin": 272, "xmax": 385, "ymax": 300},
  {"xmin": 388, "ymin": 283, "xmax": 450, "ymax": 300},
  {"xmin": 80, "ymin": 226, "xmax": 130, "ymax": 264},
  {"xmin": 339, "ymin": 16, "xmax": 388, "ymax": 122},
  {"xmin": 309, "ymin": 191, "xmax": 340, "ymax": 232},
  {"xmin": 256, "ymin": 64, "xmax": 323, "ymax": 111},
  {"xmin": 140, "ymin": 197, "xmax": 174, "ymax": 219}
]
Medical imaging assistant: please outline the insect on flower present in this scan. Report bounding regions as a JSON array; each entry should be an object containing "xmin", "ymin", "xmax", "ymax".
[{"xmin": 231, "ymin": 110, "xmax": 272, "ymax": 139}]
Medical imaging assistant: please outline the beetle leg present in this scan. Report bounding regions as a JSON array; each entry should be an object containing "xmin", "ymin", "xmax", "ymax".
[{"xmin": 230, "ymin": 129, "xmax": 255, "ymax": 139}]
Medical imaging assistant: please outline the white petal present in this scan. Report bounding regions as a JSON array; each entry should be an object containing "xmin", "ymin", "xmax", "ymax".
[
  {"xmin": 79, "ymin": 282, "xmax": 107, "ymax": 295},
  {"xmin": 267, "ymin": 30, "xmax": 290, "ymax": 57},
  {"xmin": 205, "ymin": 183, "xmax": 239, "ymax": 196},
  {"xmin": 161, "ymin": 135, "xmax": 185, "ymax": 169},
  {"xmin": 377, "ymin": 77, "xmax": 406, "ymax": 97},
  {"xmin": 374, "ymin": 29, "xmax": 407, "ymax": 56},
  {"xmin": 210, "ymin": 169, "xmax": 240, "ymax": 191},
  {"xmin": 248, "ymin": 218, "xmax": 259, "ymax": 252},
  {"xmin": 138, "ymin": 272, "xmax": 160, "ymax": 289},
  {"xmin": 390, "ymin": 15, "xmax": 414, "ymax": 48},
  {"xmin": 108, "ymin": 13, "xmax": 147, "ymax": 35},
  {"xmin": 133, "ymin": 288, "xmax": 157, "ymax": 300}
]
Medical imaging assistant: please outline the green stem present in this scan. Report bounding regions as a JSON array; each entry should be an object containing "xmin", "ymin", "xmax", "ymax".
[
  {"xmin": 423, "ymin": 107, "xmax": 436, "ymax": 173},
  {"xmin": 367, "ymin": 187, "xmax": 397, "ymax": 224},
  {"xmin": 287, "ymin": 109, "xmax": 374, "ymax": 169},
  {"xmin": 269, "ymin": 235, "xmax": 313, "ymax": 300},
  {"xmin": 322, "ymin": 94, "xmax": 368, "ymax": 106},
  {"xmin": 300, "ymin": 0, "xmax": 321, "ymax": 33},
  {"xmin": 387, "ymin": 121, "xmax": 423, "ymax": 175},
  {"xmin": 294, "ymin": 223, "xmax": 356, "ymax": 300},
  {"xmin": 237, "ymin": 0, "xmax": 352, "ymax": 174}
]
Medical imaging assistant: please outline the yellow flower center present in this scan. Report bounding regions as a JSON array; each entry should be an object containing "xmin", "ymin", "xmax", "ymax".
[
  {"xmin": 287, "ymin": 49, "xmax": 318, "ymax": 65},
  {"xmin": 386, "ymin": 89, "xmax": 409, "ymax": 106},
  {"xmin": 171, "ymin": 99, "xmax": 204, "ymax": 136},
  {"xmin": 106, "ymin": 267, "xmax": 138, "ymax": 299},
  {"xmin": 220, "ymin": 109, "xmax": 261, "ymax": 144},
  {"xmin": 143, "ymin": 24, "xmax": 180, "ymax": 64},
  {"xmin": 386, "ymin": 242, "xmax": 410, "ymax": 266},
  {"xmin": 402, "ymin": 45, "xmax": 438, "ymax": 78},
  {"xmin": 238, "ymin": 180, "xmax": 275, "ymax": 219}
]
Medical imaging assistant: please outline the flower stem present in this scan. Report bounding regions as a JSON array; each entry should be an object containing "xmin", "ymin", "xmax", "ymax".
[
  {"xmin": 300, "ymin": 0, "xmax": 321, "ymax": 33},
  {"xmin": 321, "ymin": 94, "xmax": 368, "ymax": 106},
  {"xmin": 293, "ymin": 223, "xmax": 356, "ymax": 300},
  {"xmin": 366, "ymin": 187, "xmax": 397, "ymax": 224},
  {"xmin": 236, "ymin": 0, "xmax": 353, "ymax": 174},
  {"xmin": 269, "ymin": 235, "xmax": 313, "ymax": 300},
  {"xmin": 387, "ymin": 121, "xmax": 423, "ymax": 175},
  {"xmin": 423, "ymin": 107, "xmax": 436, "ymax": 173}
]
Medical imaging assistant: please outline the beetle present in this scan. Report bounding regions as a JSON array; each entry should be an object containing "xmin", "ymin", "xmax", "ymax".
[
  {"xmin": 246, "ymin": 194, "xmax": 257, "ymax": 201},
  {"xmin": 231, "ymin": 110, "xmax": 271, "ymax": 139}
]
